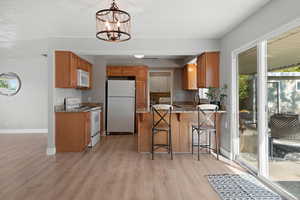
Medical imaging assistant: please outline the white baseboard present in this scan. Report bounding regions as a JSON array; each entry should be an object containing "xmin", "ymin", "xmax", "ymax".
[
  {"xmin": 0, "ymin": 129, "xmax": 48, "ymax": 134},
  {"xmin": 220, "ymin": 147, "xmax": 232, "ymax": 160},
  {"xmin": 46, "ymin": 147, "xmax": 56, "ymax": 155}
]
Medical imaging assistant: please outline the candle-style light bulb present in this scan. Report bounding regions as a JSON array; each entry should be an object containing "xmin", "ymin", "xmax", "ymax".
[{"xmin": 105, "ymin": 21, "xmax": 111, "ymax": 30}]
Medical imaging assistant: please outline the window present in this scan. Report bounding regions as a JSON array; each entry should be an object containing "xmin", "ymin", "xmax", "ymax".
[{"xmin": 0, "ymin": 73, "xmax": 21, "ymax": 96}]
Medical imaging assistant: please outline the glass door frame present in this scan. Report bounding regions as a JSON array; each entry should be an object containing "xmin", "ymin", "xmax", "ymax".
[
  {"xmin": 232, "ymin": 42, "xmax": 267, "ymax": 175},
  {"xmin": 231, "ymin": 18, "xmax": 300, "ymax": 200}
]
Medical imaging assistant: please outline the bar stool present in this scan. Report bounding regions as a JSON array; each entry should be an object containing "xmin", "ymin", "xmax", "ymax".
[
  {"xmin": 151, "ymin": 104, "xmax": 173, "ymax": 160},
  {"xmin": 192, "ymin": 104, "xmax": 219, "ymax": 161}
]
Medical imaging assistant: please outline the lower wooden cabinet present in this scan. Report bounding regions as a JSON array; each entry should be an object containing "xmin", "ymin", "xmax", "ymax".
[{"xmin": 55, "ymin": 112, "xmax": 91, "ymax": 152}]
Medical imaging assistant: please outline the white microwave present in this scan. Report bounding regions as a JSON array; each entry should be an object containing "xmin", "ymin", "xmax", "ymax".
[{"xmin": 77, "ymin": 69, "xmax": 90, "ymax": 88}]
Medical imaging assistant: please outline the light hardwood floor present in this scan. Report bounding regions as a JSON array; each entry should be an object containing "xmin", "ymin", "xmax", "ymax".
[{"xmin": 0, "ymin": 134, "xmax": 242, "ymax": 200}]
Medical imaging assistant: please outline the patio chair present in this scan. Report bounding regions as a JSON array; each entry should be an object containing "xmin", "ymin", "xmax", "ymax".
[{"xmin": 269, "ymin": 113, "xmax": 300, "ymax": 159}]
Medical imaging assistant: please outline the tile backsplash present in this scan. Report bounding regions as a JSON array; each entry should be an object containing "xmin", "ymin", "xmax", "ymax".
[{"xmin": 55, "ymin": 88, "xmax": 82, "ymax": 106}]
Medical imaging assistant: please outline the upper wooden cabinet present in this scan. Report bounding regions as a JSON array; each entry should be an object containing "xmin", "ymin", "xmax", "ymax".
[
  {"xmin": 197, "ymin": 52, "xmax": 220, "ymax": 88},
  {"xmin": 106, "ymin": 66, "xmax": 123, "ymax": 76},
  {"xmin": 106, "ymin": 66, "xmax": 148, "ymax": 79},
  {"xmin": 55, "ymin": 51, "xmax": 92, "ymax": 89},
  {"xmin": 182, "ymin": 64, "xmax": 197, "ymax": 90},
  {"xmin": 107, "ymin": 66, "xmax": 148, "ymax": 109}
]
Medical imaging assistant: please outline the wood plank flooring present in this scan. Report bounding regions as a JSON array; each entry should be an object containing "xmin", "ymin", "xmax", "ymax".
[{"xmin": 0, "ymin": 134, "xmax": 242, "ymax": 200}]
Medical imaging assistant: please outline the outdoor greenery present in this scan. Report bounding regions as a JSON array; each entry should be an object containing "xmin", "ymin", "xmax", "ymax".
[
  {"xmin": 239, "ymin": 65, "xmax": 300, "ymax": 110},
  {"xmin": 239, "ymin": 75, "xmax": 251, "ymax": 109},
  {"xmin": 273, "ymin": 65, "xmax": 300, "ymax": 72},
  {"xmin": 0, "ymin": 79, "xmax": 8, "ymax": 89},
  {"xmin": 205, "ymin": 85, "xmax": 228, "ymax": 109},
  {"xmin": 206, "ymin": 85, "xmax": 227, "ymax": 101}
]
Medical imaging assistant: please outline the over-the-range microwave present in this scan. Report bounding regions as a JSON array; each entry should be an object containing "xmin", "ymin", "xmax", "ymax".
[{"xmin": 77, "ymin": 69, "xmax": 90, "ymax": 88}]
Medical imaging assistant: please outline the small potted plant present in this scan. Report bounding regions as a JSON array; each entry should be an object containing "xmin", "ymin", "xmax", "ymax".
[
  {"xmin": 206, "ymin": 84, "xmax": 227, "ymax": 110},
  {"xmin": 220, "ymin": 84, "xmax": 227, "ymax": 110}
]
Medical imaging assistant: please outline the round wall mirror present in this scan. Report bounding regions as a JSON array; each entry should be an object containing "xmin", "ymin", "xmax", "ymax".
[{"xmin": 0, "ymin": 72, "xmax": 22, "ymax": 96}]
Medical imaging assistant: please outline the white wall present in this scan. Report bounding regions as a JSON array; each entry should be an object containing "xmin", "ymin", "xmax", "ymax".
[
  {"xmin": 0, "ymin": 40, "xmax": 48, "ymax": 133},
  {"xmin": 220, "ymin": 0, "xmax": 300, "ymax": 153},
  {"xmin": 50, "ymin": 38, "xmax": 220, "ymax": 56},
  {"xmin": 82, "ymin": 57, "xmax": 106, "ymax": 104},
  {"xmin": 107, "ymin": 58, "xmax": 184, "ymax": 68},
  {"xmin": 173, "ymin": 68, "xmax": 196, "ymax": 102}
]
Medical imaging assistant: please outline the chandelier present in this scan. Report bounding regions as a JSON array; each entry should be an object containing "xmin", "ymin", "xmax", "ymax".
[{"xmin": 96, "ymin": 0, "xmax": 131, "ymax": 42}]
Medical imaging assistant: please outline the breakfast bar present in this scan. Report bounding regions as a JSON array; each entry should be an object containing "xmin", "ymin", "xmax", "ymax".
[{"xmin": 136, "ymin": 105, "xmax": 226, "ymax": 153}]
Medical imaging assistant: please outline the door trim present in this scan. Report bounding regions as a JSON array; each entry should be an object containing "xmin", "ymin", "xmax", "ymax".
[{"xmin": 231, "ymin": 17, "xmax": 300, "ymax": 198}]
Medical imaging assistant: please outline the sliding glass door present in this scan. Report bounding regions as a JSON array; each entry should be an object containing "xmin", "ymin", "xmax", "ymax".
[
  {"xmin": 234, "ymin": 25, "xmax": 300, "ymax": 199},
  {"xmin": 266, "ymin": 27, "xmax": 300, "ymax": 199},
  {"xmin": 237, "ymin": 46, "xmax": 259, "ymax": 171}
]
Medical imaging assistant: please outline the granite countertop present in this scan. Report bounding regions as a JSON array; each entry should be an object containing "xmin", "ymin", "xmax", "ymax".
[
  {"xmin": 55, "ymin": 103, "xmax": 103, "ymax": 113},
  {"xmin": 136, "ymin": 104, "xmax": 226, "ymax": 114}
]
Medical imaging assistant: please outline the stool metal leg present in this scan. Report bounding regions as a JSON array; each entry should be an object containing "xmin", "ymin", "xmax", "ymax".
[
  {"xmin": 152, "ymin": 130, "xmax": 154, "ymax": 160},
  {"xmin": 208, "ymin": 131, "xmax": 211, "ymax": 154},
  {"xmin": 170, "ymin": 129, "xmax": 173, "ymax": 160},
  {"xmin": 215, "ymin": 130, "xmax": 219, "ymax": 160},
  {"xmin": 192, "ymin": 129, "xmax": 194, "ymax": 155},
  {"xmin": 198, "ymin": 130, "xmax": 200, "ymax": 161},
  {"xmin": 167, "ymin": 131, "xmax": 171, "ymax": 154}
]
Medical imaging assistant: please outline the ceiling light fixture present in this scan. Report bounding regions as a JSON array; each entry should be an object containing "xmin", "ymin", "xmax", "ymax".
[
  {"xmin": 96, "ymin": 0, "xmax": 131, "ymax": 42},
  {"xmin": 134, "ymin": 54, "xmax": 144, "ymax": 59}
]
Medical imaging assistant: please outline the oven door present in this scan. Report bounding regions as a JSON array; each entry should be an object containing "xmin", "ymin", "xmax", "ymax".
[{"xmin": 90, "ymin": 110, "xmax": 100, "ymax": 136}]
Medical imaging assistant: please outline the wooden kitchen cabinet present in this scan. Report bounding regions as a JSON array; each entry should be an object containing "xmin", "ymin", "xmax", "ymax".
[
  {"xmin": 87, "ymin": 63, "xmax": 93, "ymax": 89},
  {"xmin": 55, "ymin": 112, "xmax": 91, "ymax": 152},
  {"xmin": 136, "ymin": 80, "xmax": 147, "ymax": 109},
  {"xmin": 55, "ymin": 51, "xmax": 93, "ymax": 89},
  {"xmin": 135, "ymin": 67, "xmax": 148, "ymax": 109},
  {"xmin": 182, "ymin": 64, "xmax": 197, "ymax": 90},
  {"xmin": 106, "ymin": 66, "xmax": 123, "ymax": 76},
  {"xmin": 136, "ymin": 66, "xmax": 148, "ymax": 81},
  {"xmin": 107, "ymin": 66, "xmax": 148, "ymax": 109},
  {"xmin": 197, "ymin": 52, "xmax": 220, "ymax": 88},
  {"xmin": 122, "ymin": 67, "xmax": 138, "ymax": 76},
  {"xmin": 55, "ymin": 51, "xmax": 77, "ymax": 88}
]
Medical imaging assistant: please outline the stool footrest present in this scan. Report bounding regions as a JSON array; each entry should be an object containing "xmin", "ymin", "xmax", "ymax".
[
  {"xmin": 154, "ymin": 144, "xmax": 169, "ymax": 147},
  {"xmin": 192, "ymin": 144, "xmax": 210, "ymax": 147}
]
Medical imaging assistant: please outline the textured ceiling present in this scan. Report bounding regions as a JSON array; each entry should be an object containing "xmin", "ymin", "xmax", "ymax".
[
  {"xmin": 239, "ymin": 26, "xmax": 300, "ymax": 74},
  {"xmin": 0, "ymin": 0, "xmax": 270, "ymax": 42}
]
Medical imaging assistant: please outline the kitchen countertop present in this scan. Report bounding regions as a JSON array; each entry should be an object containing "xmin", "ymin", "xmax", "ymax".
[
  {"xmin": 55, "ymin": 103, "xmax": 103, "ymax": 113},
  {"xmin": 136, "ymin": 104, "xmax": 226, "ymax": 114}
]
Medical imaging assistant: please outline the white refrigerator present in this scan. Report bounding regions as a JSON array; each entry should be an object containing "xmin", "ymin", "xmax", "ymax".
[{"xmin": 107, "ymin": 80, "xmax": 135, "ymax": 133}]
